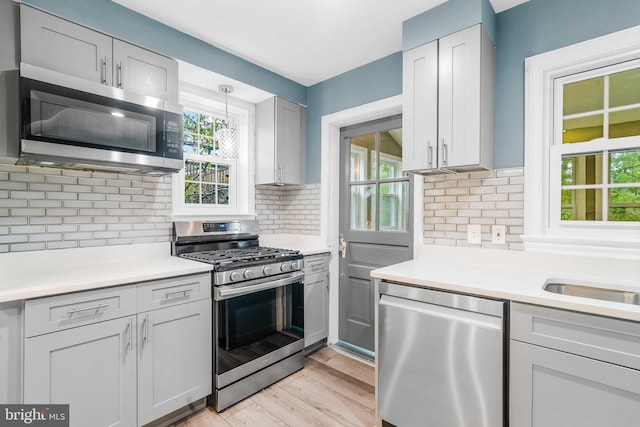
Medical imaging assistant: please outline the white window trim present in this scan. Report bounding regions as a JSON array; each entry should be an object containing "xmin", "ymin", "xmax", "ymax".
[
  {"xmin": 523, "ymin": 24, "xmax": 640, "ymax": 259},
  {"xmin": 172, "ymin": 82, "xmax": 256, "ymax": 220}
]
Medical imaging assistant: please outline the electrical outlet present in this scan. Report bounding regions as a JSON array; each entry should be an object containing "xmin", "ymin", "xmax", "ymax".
[
  {"xmin": 492, "ymin": 225, "xmax": 506, "ymax": 245},
  {"xmin": 467, "ymin": 224, "xmax": 481, "ymax": 245}
]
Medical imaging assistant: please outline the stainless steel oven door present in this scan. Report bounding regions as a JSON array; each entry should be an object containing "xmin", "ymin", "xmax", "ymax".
[{"xmin": 214, "ymin": 271, "xmax": 304, "ymax": 389}]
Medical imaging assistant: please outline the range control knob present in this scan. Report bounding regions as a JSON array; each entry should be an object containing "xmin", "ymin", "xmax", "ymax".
[
  {"xmin": 290, "ymin": 261, "xmax": 299, "ymax": 270},
  {"xmin": 243, "ymin": 269, "xmax": 254, "ymax": 279},
  {"xmin": 263, "ymin": 266, "xmax": 273, "ymax": 275},
  {"xmin": 229, "ymin": 271, "xmax": 241, "ymax": 282},
  {"xmin": 280, "ymin": 262, "xmax": 290, "ymax": 272}
]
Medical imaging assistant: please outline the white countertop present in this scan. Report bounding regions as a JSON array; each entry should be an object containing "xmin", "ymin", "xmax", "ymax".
[
  {"xmin": 371, "ymin": 246, "xmax": 640, "ymax": 322},
  {"xmin": 259, "ymin": 234, "xmax": 331, "ymax": 256},
  {"xmin": 0, "ymin": 243, "xmax": 212, "ymax": 303}
]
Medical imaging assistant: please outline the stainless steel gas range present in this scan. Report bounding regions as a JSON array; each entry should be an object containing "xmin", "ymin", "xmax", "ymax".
[{"xmin": 172, "ymin": 220, "xmax": 304, "ymax": 412}]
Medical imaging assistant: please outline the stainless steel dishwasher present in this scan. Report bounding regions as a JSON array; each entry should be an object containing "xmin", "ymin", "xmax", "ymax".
[{"xmin": 377, "ymin": 280, "xmax": 507, "ymax": 427}]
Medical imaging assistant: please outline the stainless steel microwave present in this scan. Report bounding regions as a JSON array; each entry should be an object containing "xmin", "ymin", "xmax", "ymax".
[{"xmin": 19, "ymin": 76, "xmax": 183, "ymax": 174}]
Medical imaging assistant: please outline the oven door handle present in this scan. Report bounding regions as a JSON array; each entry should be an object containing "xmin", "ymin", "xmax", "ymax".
[{"xmin": 216, "ymin": 272, "xmax": 304, "ymax": 300}]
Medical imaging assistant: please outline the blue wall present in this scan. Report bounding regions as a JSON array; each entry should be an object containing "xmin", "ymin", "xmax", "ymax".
[
  {"xmin": 494, "ymin": 0, "xmax": 640, "ymax": 168},
  {"xmin": 23, "ymin": 0, "xmax": 307, "ymax": 105},
  {"xmin": 305, "ymin": 53, "xmax": 403, "ymax": 183}
]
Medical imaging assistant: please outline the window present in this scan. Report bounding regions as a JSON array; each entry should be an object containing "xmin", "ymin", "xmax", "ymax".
[
  {"xmin": 524, "ymin": 26, "xmax": 640, "ymax": 257},
  {"xmin": 172, "ymin": 86, "xmax": 253, "ymax": 217}
]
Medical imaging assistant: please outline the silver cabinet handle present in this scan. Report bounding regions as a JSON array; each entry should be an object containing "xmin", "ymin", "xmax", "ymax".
[
  {"xmin": 126, "ymin": 319, "xmax": 133, "ymax": 351},
  {"xmin": 164, "ymin": 288, "xmax": 193, "ymax": 300},
  {"xmin": 142, "ymin": 314, "xmax": 150, "ymax": 345},
  {"xmin": 67, "ymin": 303, "xmax": 109, "ymax": 318},
  {"xmin": 442, "ymin": 139, "xmax": 448, "ymax": 166},
  {"xmin": 277, "ymin": 164, "xmax": 283, "ymax": 182},
  {"xmin": 427, "ymin": 141, "xmax": 433, "ymax": 168},
  {"xmin": 116, "ymin": 61, "xmax": 122, "ymax": 88},
  {"xmin": 101, "ymin": 56, "xmax": 108, "ymax": 85}
]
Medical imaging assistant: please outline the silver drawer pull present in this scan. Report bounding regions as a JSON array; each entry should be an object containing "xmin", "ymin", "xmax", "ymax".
[
  {"xmin": 164, "ymin": 288, "xmax": 193, "ymax": 300},
  {"xmin": 66, "ymin": 303, "xmax": 109, "ymax": 318}
]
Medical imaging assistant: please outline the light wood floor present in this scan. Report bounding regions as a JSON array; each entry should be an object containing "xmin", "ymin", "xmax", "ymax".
[{"xmin": 170, "ymin": 347, "xmax": 380, "ymax": 427}]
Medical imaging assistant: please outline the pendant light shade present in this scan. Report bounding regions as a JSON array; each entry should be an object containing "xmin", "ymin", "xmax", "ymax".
[{"xmin": 215, "ymin": 85, "xmax": 238, "ymax": 159}]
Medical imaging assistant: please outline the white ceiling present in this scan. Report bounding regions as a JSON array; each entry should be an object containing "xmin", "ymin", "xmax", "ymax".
[{"xmin": 115, "ymin": 0, "xmax": 528, "ymax": 89}]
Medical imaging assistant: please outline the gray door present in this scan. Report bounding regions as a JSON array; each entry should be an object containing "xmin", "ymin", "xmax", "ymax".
[{"xmin": 338, "ymin": 115, "xmax": 412, "ymax": 353}]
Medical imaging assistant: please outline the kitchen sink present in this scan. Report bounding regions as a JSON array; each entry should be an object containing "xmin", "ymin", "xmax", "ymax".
[{"xmin": 544, "ymin": 282, "xmax": 640, "ymax": 305}]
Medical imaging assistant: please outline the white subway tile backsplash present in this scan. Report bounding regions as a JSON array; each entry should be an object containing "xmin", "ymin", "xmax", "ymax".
[
  {"xmin": 424, "ymin": 168, "xmax": 524, "ymax": 250},
  {"xmin": 0, "ymin": 165, "xmax": 173, "ymax": 252}
]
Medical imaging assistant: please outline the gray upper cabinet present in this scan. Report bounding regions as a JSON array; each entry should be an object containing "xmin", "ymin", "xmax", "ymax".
[
  {"xmin": 20, "ymin": 5, "xmax": 178, "ymax": 104},
  {"xmin": 510, "ymin": 303, "xmax": 640, "ymax": 427},
  {"xmin": 256, "ymin": 96, "xmax": 306, "ymax": 186},
  {"xmin": 402, "ymin": 24, "xmax": 494, "ymax": 173}
]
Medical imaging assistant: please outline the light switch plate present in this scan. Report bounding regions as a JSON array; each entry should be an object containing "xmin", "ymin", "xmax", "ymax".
[
  {"xmin": 492, "ymin": 225, "xmax": 506, "ymax": 245},
  {"xmin": 467, "ymin": 224, "xmax": 481, "ymax": 245}
]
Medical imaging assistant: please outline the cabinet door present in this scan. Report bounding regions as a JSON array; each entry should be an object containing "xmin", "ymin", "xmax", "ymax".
[
  {"xmin": 304, "ymin": 271, "xmax": 329, "ymax": 347},
  {"xmin": 21, "ymin": 5, "xmax": 112, "ymax": 85},
  {"xmin": 113, "ymin": 39, "xmax": 178, "ymax": 104},
  {"xmin": 275, "ymin": 97, "xmax": 304, "ymax": 185},
  {"xmin": 402, "ymin": 41, "xmax": 438, "ymax": 172},
  {"xmin": 137, "ymin": 299, "xmax": 212, "ymax": 425},
  {"xmin": 438, "ymin": 25, "xmax": 482, "ymax": 168},
  {"xmin": 24, "ymin": 316, "xmax": 137, "ymax": 427},
  {"xmin": 510, "ymin": 340, "xmax": 640, "ymax": 427}
]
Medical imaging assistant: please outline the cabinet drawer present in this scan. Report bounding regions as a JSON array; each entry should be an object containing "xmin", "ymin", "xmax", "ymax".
[
  {"xmin": 137, "ymin": 273, "xmax": 211, "ymax": 312},
  {"xmin": 511, "ymin": 302, "xmax": 640, "ymax": 371},
  {"xmin": 25, "ymin": 285, "xmax": 137, "ymax": 337},
  {"xmin": 304, "ymin": 254, "xmax": 329, "ymax": 274}
]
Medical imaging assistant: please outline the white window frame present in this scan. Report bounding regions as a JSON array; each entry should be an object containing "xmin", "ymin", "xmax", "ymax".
[
  {"xmin": 172, "ymin": 82, "xmax": 255, "ymax": 219},
  {"xmin": 523, "ymin": 25, "xmax": 640, "ymax": 259}
]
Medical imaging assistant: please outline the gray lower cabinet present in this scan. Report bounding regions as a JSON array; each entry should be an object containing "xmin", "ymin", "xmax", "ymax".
[
  {"xmin": 23, "ymin": 273, "xmax": 211, "ymax": 427},
  {"xmin": 303, "ymin": 253, "xmax": 330, "ymax": 348},
  {"xmin": 510, "ymin": 302, "xmax": 640, "ymax": 427},
  {"xmin": 137, "ymin": 299, "xmax": 211, "ymax": 425},
  {"xmin": 24, "ymin": 316, "xmax": 137, "ymax": 427}
]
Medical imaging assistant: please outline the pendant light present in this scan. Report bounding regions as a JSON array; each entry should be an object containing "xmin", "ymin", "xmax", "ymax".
[{"xmin": 215, "ymin": 85, "xmax": 238, "ymax": 159}]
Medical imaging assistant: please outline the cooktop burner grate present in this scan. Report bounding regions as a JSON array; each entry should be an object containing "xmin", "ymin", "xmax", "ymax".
[{"xmin": 179, "ymin": 246, "xmax": 301, "ymax": 266}]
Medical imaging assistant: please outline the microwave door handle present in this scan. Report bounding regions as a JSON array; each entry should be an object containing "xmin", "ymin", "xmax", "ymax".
[{"xmin": 216, "ymin": 272, "xmax": 304, "ymax": 300}]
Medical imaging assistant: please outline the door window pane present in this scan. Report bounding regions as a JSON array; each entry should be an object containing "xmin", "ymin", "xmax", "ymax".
[
  {"xmin": 350, "ymin": 134, "xmax": 376, "ymax": 182},
  {"xmin": 350, "ymin": 184, "xmax": 376, "ymax": 230},
  {"xmin": 378, "ymin": 128, "xmax": 403, "ymax": 179},
  {"xmin": 380, "ymin": 181, "xmax": 409, "ymax": 231}
]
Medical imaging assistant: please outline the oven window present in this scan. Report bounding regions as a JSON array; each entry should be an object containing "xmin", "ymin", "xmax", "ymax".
[{"xmin": 216, "ymin": 282, "xmax": 304, "ymax": 375}]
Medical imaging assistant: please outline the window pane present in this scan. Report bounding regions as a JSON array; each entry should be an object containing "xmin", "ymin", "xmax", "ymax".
[
  {"xmin": 379, "ymin": 128, "xmax": 403, "ymax": 178},
  {"xmin": 199, "ymin": 137, "xmax": 215, "ymax": 156},
  {"xmin": 563, "ymin": 77, "xmax": 604, "ymax": 115},
  {"xmin": 560, "ymin": 188, "xmax": 603, "ymax": 221},
  {"xmin": 562, "ymin": 114, "xmax": 603, "ymax": 144},
  {"xmin": 183, "ymin": 111, "xmax": 198, "ymax": 133},
  {"xmin": 183, "ymin": 133, "xmax": 197, "ymax": 154},
  {"xmin": 380, "ymin": 181, "xmax": 409, "ymax": 231},
  {"xmin": 350, "ymin": 184, "xmax": 376, "ymax": 230},
  {"xmin": 184, "ymin": 160, "xmax": 200, "ymax": 181},
  {"xmin": 217, "ymin": 164, "xmax": 230, "ymax": 184},
  {"xmin": 198, "ymin": 114, "xmax": 213, "ymax": 137},
  {"xmin": 201, "ymin": 184, "xmax": 216, "ymax": 204},
  {"xmin": 610, "ymin": 68, "xmax": 640, "ymax": 108},
  {"xmin": 609, "ymin": 187, "xmax": 640, "ymax": 221},
  {"xmin": 350, "ymin": 133, "xmax": 375, "ymax": 182},
  {"xmin": 201, "ymin": 162, "xmax": 215, "ymax": 183},
  {"xmin": 610, "ymin": 149, "xmax": 640, "ymax": 184},
  {"xmin": 609, "ymin": 108, "xmax": 640, "ymax": 139},
  {"xmin": 185, "ymin": 182, "xmax": 200, "ymax": 204},
  {"xmin": 218, "ymin": 186, "xmax": 229, "ymax": 205},
  {"xmin": 561, "ymin": 154, "xmax": 603, "ymax": 186}
]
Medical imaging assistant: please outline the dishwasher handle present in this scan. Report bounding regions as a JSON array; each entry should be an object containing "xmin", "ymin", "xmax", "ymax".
[{"xmin": 380, "ymin": 294, "xmax": 503, "ymax": 330}]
